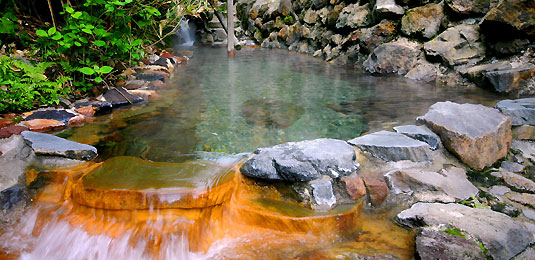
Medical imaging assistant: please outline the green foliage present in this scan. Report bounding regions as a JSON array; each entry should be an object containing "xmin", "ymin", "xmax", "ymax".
[
  {"xmin": 0, "ymin": 55, "xmax": 70, "ymax": 112},
  {"xmin": 443, "ymin": 227, "xmax": 466, "ymax": 239},
  {"xmin": 283, "ymin": 15, "xmax": 294, "ymax": 25},
  {"xmin": 460, "ymin": 196, "xmax": 489, "ymax": 209}
]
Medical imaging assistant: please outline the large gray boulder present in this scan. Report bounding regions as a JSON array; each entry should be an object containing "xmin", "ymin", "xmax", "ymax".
[
  {"xmin": 335, "ymin": 3, "xmax": 370, "ymax": 29},
  {"xmin": 495, "ymin": 98, "xmax": 535, "ymax": 126},
  {"xmin": 416, "ymin": 227, "xmax": 486, "ymax": 260},
  {"xmin": 458, "ymin": 60, "xmax": 512, "ymax": 87},
  {"xmin": 401, "ymin": 3, "xmax": 444, "ymax": 39},
  {"xmin": 364, "ymin": 38, "xmax": 421, "ymax": 75},
  {"xmin": 397, "ymin": 203, "xmax": 533, "ymax": 260},
  {"xmin": 394, "ymin": 125, "xmax": 440, "ymax": 150},
  {"xmin": 418, "ymin": 102, "xmax": 511, "ymax": 170},
  {"xmin": 385, "ymin": 167, "xmax": 479, "ymax": 202},
  {"xmin": 240, "ymin": 138, "xmax": 358, "ymax": 182},
  {"xmin": 21, "ymin": 131, "xmax": 97, "ymax": 161},
  {"xmin": 404, "ymin": 60, "xmax": 439, "ymax": 82},
  {"xmin": 0, "ymin": 135, "xmax": 34, "ymax": 191},
  {"xmin": 424, "ymin": 24, "xmax": 485, "ymax": 67},
  {"xmin": 348, "ymin": 130, "xmax": 432, "ymax": 162}
]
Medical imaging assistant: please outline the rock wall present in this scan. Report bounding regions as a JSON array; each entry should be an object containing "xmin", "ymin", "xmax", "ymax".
[{"xmin": 235, "ymin": 0, "xmax": 535, "ymax": 95}]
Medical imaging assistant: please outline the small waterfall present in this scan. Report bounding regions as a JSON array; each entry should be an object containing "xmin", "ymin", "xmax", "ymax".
[{"xmin": 177, "ymin": 19, "xmax": 196, "ymax": 48}]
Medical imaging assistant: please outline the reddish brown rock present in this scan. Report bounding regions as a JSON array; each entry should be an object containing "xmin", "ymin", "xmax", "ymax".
[
  {"xmin": 75, "ymin": 106, "xmax": 96, "ymax": 117},
  {"xmin": 419, "ymin": 102, "xmax": 512, "ymax": 170},
  {"xmin": 24, "ymin": 119, "xmax": 65, "ymax": 133},
  {"xmin": 129, "ymin": 90, "xmax": 162, "ymax": 102},
  {"xmin": 341, "ymin": 175, "xmax": 367, "ymax": 200},
  {"xmin": 0, "ymin": 118, "xmax": 15, "ymax": 128},
  {"xmin": 0, "ymin": 125, "xmax": 29, "ymax": 139},
  {"xmin": 149, "ymin": 80, "xmax": 167, "ymax": 89},
  {"xmin": 68, "ymin": 115, "xmax": 86, "ymax": 127},
  {"xmin": 356, "ymin": 19, "xmax": 398, "ymax": 54},
  {"xmin": 362, "ymin": 174, "xmax": 388, "ymax": 206},
  {"xmin": 1, "ymin": 113, "xmax": 17, "ymax": 119}
]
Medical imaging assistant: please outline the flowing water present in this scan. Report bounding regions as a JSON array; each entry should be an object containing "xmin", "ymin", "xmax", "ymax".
[{"xmin": 0, "ymin": 47, "xmax": 502, "ymax": 259}]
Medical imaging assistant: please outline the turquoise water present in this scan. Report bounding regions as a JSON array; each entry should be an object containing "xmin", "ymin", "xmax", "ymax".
[{"xmin": 65, "ymin": 47, "xmax": 500, "ymax": 162}]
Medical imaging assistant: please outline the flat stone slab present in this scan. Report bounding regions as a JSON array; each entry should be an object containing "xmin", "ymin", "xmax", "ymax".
[
  {"xmin": 25, "ymin": 110, "xmax": 76, "ymax": 125},
  {"xmin": 103, "ymin": 87, "xmax": 144, "ymax": 107},
  {"xmin": 21, "ymin": 131, "xmax": 97, "ymax": 161},
  {"xmin": 495, "ymin": 98, "xmax": 535, "ymax": 126},
  {"xmin": 397, "ymin": 202, "xmax": 533, "ymax": 260},
  {"xmin": 348, "ymin": 130, "xmax": 432, "ymax": 162},
  {"xmin": 385, "ymin": 167, "xmax": 478, "ymax": 202},
  {"xmin": 240, "ymin": 138, "xmax": 358, "ymax": 182},
  {"xmin": 0, "ymin": 135, "xmax": 34, "ymax": 191},
  {"xmin": 418, "ymin": 101, "xmax": 511, "ymax": 170},
  {"xmin": 394, "ymin": 125, "xmax": 440, "ymax": 150}
]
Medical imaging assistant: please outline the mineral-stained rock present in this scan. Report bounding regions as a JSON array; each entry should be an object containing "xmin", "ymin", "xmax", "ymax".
[
  {"xmin": 385, "ymin": 167, "xmax": 478, "ymax": 202},
  {"xmin": 103, "ymin": 87, "xmax": 144, "ymax": 107},
  {"xmin": 397, "ymin": 202, "xmax": 533, "ymax": 260},
  {"xmin": 335, "ymin": 3, "xmax": 370, "ymax": 29},
  {"xmin": 0, "ymin": 118, "xmax": 14, "ymax": 129},
  {"xmin": 75, "ymin": 106, "xmax": 95, "ymax": 117},
  {"xmin": 25, "ymin": 109, "xmax": 76, "ymax": 125},
  {"xmin": 326, "ymin": 4, "xmax": 345, "ymax": 28},
  {"xmin": 240, "ymin": 138, "xmax": 358, "ymax": 182},
  {"xmin": 303, "ymin": 9, "xmax": 318, "ymax": 24},
  {"xmin": 362, "ymin": 174, "xmax": 388, "ymax": 206},
  {"xmin": 21, "ymin": 131, "xmax": 97, "ymax": 161},
  {"xmin": 445, "ymin": 0, "xmax": 498, "ymax": 15},
  {"xmin": 424, "ymin": 24, "xmax": 485, "ymax": 67},
  {"xmin": 393, "ymin": 125, "xmax": 440, "ymax": 150},
  {"xmin": 512, "ymin": 125, "xmax": 535, "ymax": 140},
  {"xmin": 278, "ymin": 0, "xmax": 292, "ymax": 16},
  {"xmin": 348, "ymin": 130, "xmax": 432, "ymax": 162},
  {"xmin": 401, "ymin": 3, "xmax": 444, "ymax": 39},
  {"xmin": 458, "ymin": 60, "xmax": 512, "ymax": 87},
  {"xmin": 364, "ymin": 38, "xmax": 421, "ymax": 75},
  {"xmin": 24, "ymin": 119, "xmax": 65, "ymax": 133},
  {"xmin": 416, "ymin": 227, "xmax": 486, "ymax": 260},
  {"xmin": 67, "ymin": 115, "xmax": 86, "ymax": 127},
  {"xmin": 480, "ymin": 0, "xmax": 535, "ymax": 39},
  {"xmin": 373, "ymin": 0, "xmax": 404, "ymax": 19},
  {"xmin": 486, "ymin": 64, "xmax": 535, "ymax": 93},
  {"xmin": 355, "ymin": 19, "xmax": 398, "ymax": 54},
  {"xmin": 495, "ymin": 98, "xmax": 535, "ymax": 126},
  {"xmin": 418, "ymin": 102, "xmax": 511, "ymax": 170},
  {"xmin": 0, "ymin": 125, "xmax": 29, "ymax": 139},
  {"xmin": 341, "ymin": 175, "xmax": 367, "ymax": 200},
  {"xmin": 0, "ymin": 135, "xmax": 34, "ymax": 191}
]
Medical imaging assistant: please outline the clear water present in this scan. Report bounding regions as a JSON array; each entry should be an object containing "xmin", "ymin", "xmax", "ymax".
[
  {"xmin": 66, "ymin": 47, "xmax": 500, "ymax": 163},
  {"xmin": 0, "ymin": 47, "xmax": 504, "ymax": 259}
]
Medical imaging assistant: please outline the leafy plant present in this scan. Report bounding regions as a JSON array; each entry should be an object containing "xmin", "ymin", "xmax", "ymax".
[{"xmin": 0, "ymin": 55, "xmax": 70, "ymax": 111}]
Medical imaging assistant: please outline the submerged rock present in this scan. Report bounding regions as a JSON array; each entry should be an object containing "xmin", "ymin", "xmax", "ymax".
[
  {"xmin": 418, "ymin": 102, "xmax": 511, "ymax": 170},
  {"xmin": 364, "ymin": 38, "xmax": 421, "ymax": 75},
  {"xmin": 240, "ymin": 138, "xmax": 358, "ymax": 182},
  {"xmin": 310, "ymin": 178, "xmax": 336, "ymax": 210},
  {"xmin": 348, "ymin": 130, "xmax": 432, "ymax": 162},
  {"xmin": 393, "ymin": 125, "xmax": 440, "ymax": 150},
  {"xmin": 424, "ymin": 24, "xmax": 485, "ymax": 67},
  {"xmin": 495, "ymin": 98, "xmax": 535, "ymax": 126},
  {"xmin": 385, "ymin": 167, "xmax": 479, "ymax": 202},
  {"xmin": 416, "ymin": 227, "xmax": 486, "ymax": 260},
  {"xmin": 397, "ymin": 202, "xmax": 533, "ymax": 260},
  {"xmin": 241, "ymin": 98, "xmax": 304, "ymax": 129},
  {"xmin": 21, "ymin": 131, "xmax": 97, "ymax": 161}
]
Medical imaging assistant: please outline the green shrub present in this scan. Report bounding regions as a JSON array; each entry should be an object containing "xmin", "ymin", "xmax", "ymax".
[{"xmin": 0, "ymin": 55, "xmax": 70, "ymax": 112}]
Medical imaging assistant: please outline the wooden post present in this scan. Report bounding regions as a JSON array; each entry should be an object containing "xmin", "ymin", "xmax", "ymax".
[{"xmin": 227, "ymin": 0, "xmax": 234, "ymax": 56}]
